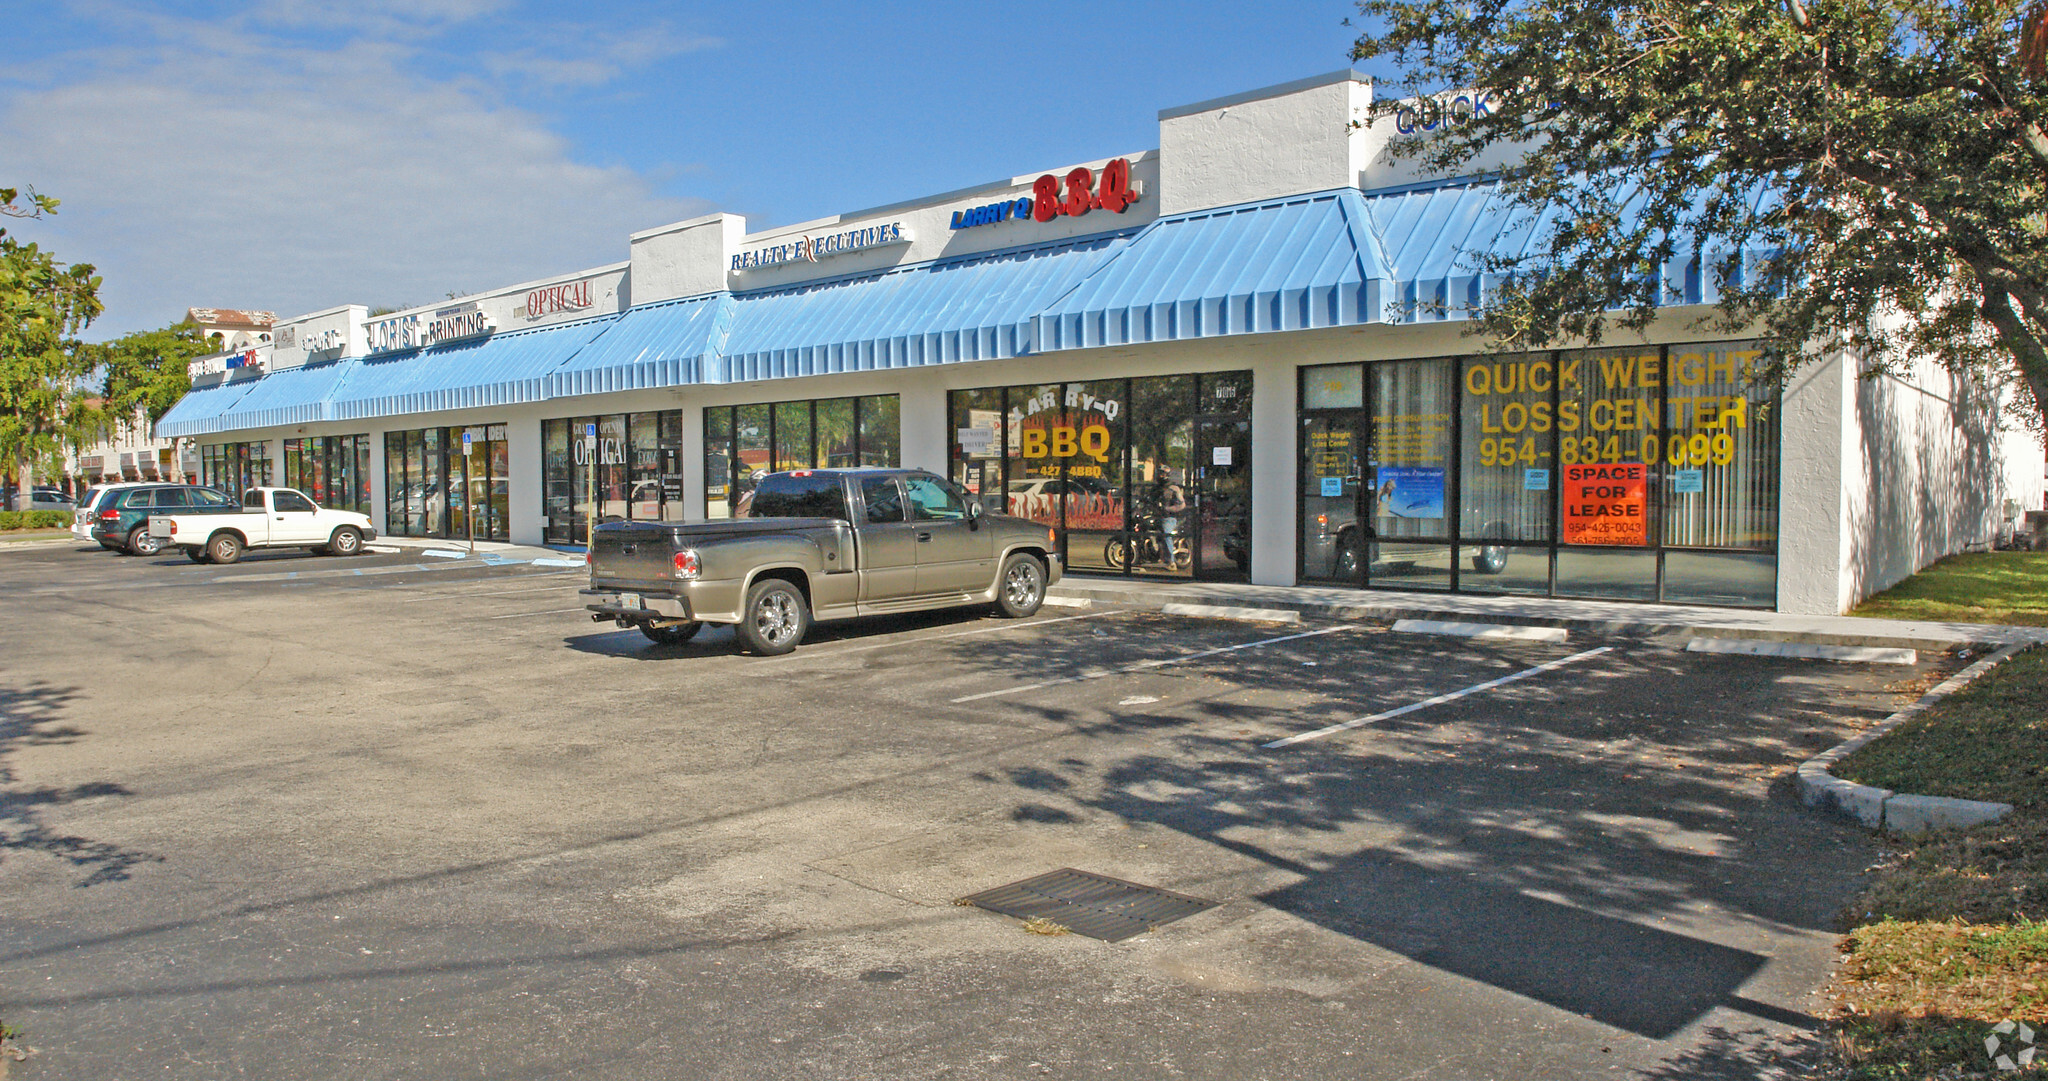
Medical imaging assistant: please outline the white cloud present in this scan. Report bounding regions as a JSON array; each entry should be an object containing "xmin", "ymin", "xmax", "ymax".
[{"xmin": 0, "ymin": 5, "xmax": 713, "ymax": 337}]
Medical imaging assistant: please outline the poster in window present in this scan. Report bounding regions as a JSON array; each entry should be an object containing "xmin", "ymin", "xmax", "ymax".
[
  {"xmin": 1562, "ymin": 463, "xmax": 1648, "ymax": 545},
  {"xmin": 1374, "ymin": 466, "xmax": 1445, "ymax": 519}
]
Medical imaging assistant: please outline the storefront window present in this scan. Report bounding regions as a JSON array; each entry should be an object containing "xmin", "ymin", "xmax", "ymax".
[
  {"xmin": 283, "ymin": 435, "xmax": 372, "ymax": 514},
  {"xmin": 702, "ymin": 396, "xmax": 901, "ymax": 518},
  {"xmin": 542, "ymin": 411, "xmax": 689, "ymax": 543},
  {"xmin": 948, "ymin": 372, "xmax": 1252, "ymax": 581},
  {"xmin": 1063, "ymin": 380, "xmax": 1133, "ymax": 574},
  {"xmin": 704, "ymin": 407, "xmax": 733, "ymax": 520},
  {"xmin": 1299, "ymin": 342, "xmax": 1781, "ymax": 607},
  {"xmin": 858, "ymin": 395, "xmax": 899, "ymax": 466},
  {"xmin": 200, "ymin": 440, "xmax": 273, "ymax": 497},
  {"xmin": 773, "ymin": 401, "xmax": 811, "ymax": 472},
  {"xmin": 384, "ymin": 423, "xmax": 507, "ymax": 541},
  {"xmin": 1371, "ymin": 359, "xmax": 1455, "ymax": 591},
  {"xmin": 1458, "ymin": 355, "xmax": 1557, "ymax": 594}
]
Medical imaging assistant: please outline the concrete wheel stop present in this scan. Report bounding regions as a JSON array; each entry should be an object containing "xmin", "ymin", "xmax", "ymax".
[{"xmin": 1796, "ymin": 643, "xmax": 2029, "ymax": 835}]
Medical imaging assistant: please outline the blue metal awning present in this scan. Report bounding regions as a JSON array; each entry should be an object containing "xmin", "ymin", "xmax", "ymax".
[
  {"xmin": 720, "ymin": 231, "xmax": 1136, "ymax": 383},
  {"xmin": 1033, "ymin": 190, "xmax": 1387, "ymax": 351},
  {"xmin": 211, "ymin": 358, "xmax": 358, "ymax": 432},
  {"xmin": 543, "ymin": 295, "xmax": 728, "ymax": 398},
  {"xmin": 156, "ymin": 372, "xmax": 263, "ymax": 438},
  {"xmin": 328, "ymin": 315, "xmax": 618, "ymax": 422},
  {"xmin": 165, "ymin": 173, "xmax": 1779, "ymax": 439}
]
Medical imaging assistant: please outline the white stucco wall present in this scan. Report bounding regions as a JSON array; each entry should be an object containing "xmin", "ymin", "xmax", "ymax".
[
  {"xmin": 1157, "ymin": 71, "xmax": 1371, "ymax": 216},
  {"xmin": 1779, "ymin": 346, "xmax": 2044, "ymax": 614}
]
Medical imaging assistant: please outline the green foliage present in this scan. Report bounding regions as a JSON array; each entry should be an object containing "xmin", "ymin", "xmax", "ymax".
[
  {"xmin": 1353, "ymin": 0, "xmax": 2048, "ymax": 430},
  {"xmin": 1837, "ymin": 645, "xmax": 2048, "ymax": 808},
  {"xmin": 0, "ymin": 510, "xmax": 72, "ymax": 530},
  {"xmin": 87, "ymin": 323, "xmax": 208, "ymax": 428},
  {"xmin": 1, "ymin": 184, "xmax": 101, "ymax": 486},
  {"xmin": 1850, "ymin": 551, "xmax": 2048, "ymax": 625}
]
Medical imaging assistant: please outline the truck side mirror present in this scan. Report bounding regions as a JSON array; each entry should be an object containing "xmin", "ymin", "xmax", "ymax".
[{"xmin": 966, "ymin": 500, "xmax": 985, "ymax": 520}]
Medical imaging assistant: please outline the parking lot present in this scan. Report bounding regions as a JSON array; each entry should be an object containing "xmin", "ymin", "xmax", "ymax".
[{"xmin": 0, "ymin": 540, "xmax": 1932, "ymax": 1079}]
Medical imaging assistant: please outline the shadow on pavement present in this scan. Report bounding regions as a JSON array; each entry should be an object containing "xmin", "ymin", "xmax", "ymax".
[{"xmin": 0, "ymin": 680, "xmax": 161, "ymax": 887}]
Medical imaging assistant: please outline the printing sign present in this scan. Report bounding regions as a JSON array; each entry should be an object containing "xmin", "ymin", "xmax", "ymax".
[
  {"xmin": 733, "ymin": 222, "xmax": 910, "ymax": 272},
  {"xmin": 425, "ymin": 304, "xmax": 493, "ymax": 346}
]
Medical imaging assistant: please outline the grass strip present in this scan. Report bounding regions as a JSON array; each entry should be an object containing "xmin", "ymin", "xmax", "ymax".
[
  {"xmin": 1835, "ymin": 647, "xmax": 2048, "ymax": 810},
  {"xmin": 1848, "ymin": 552, "xmax": 2048, "ymax": 627},
  {"xmin": 1825, "ymin": 646, "xmax": 2048, "ymax": 1077}
]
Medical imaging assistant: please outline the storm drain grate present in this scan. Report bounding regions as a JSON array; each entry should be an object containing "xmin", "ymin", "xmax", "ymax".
[{"xmin": 957, "ymin": 868, "xmax": 1219, "ymax": 942}]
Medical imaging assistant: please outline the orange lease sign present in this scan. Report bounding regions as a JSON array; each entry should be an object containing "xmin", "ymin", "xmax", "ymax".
[{"xmin": 1562, "ymin": 463, "xmax": 1648, "ymax": 546}]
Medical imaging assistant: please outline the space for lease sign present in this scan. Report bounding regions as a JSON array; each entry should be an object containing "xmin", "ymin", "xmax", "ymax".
[{"xmin": 1562, "ymin": 462, "xmax": 1647, "ymax": 545}]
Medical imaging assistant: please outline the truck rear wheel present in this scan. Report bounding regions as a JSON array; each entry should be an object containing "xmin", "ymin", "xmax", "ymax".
[
  {"xmin": 994, "ymin": 553, "xmax": 1047, "ymax": 618},
  {"xmin": 640, "ymin": 621, "xmax": 703, "ymax": 645},
  {"xmin": 206, "ymin": 532, "xmax": 243, "ymax": 565},
  {"xmin": 736, "ymin": 578, "xmax": 808, "ymax": 656}
]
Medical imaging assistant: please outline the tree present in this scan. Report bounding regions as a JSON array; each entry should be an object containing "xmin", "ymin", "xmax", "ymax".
[
  {"xmin": 1352, "ymin": 0, "xmax": 2048, "ymax": 430},
  {"xmin": 95, "ymin": 323, "xmax": 208, "ymax": 428},
  {"xmin": 0, "ymin": 186, "xmax": 100, "ymax": 490}
]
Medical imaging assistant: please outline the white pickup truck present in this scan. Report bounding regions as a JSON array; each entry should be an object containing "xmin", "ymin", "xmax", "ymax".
[{"xmin": 148, "ymin": 486, "xmax": 377, "ymax": 564}]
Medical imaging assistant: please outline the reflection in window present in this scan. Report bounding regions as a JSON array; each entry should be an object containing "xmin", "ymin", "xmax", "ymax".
[
  {"xmin": 701, "ymin": 396, "xmax": 901, "ymax": 518},
  {"xmin": 905, "ymin": 476, "xmax": 966, "ymax": 520}
]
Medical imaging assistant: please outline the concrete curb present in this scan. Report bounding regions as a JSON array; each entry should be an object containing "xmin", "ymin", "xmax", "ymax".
[
  {"xmin": 1795, "ymin": 642, "xmax": 2029, "ymax": 835},
  {"xmin": 1044, "ymin": 578, "xmax": 2047, "ymax": 651}
]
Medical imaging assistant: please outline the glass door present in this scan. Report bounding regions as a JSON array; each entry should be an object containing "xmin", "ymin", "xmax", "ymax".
[{"xmin": 1191, "ymin": 415, "xmax": 1252, "ymax": 581}]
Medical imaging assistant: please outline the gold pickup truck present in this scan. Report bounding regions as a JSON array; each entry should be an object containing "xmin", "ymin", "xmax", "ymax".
[{"xmin": 582, "ymin": 468, "xmax": 1063, "ymax": 655}]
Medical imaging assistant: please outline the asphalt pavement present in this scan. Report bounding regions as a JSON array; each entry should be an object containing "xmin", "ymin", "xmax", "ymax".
[{"xmin": 0, "ymin": 539, "xmax": 1951, "ymax": 1079}]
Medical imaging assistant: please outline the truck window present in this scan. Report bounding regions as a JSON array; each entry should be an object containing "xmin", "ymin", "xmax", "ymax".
[
  {"xmin": 242, "ymin": 490, "xmax": 264, "ymax": 508},
  {"xmin": 749, "ymin": 474, "xmax": 849, "ymax": 520},
  {"xmin": 904, "ymin": 476, "xmax": 967, "ymax": 521},
  {"xmin": 272, "ymin": 490, "xmax": 317, "ymax": 513},
  {"xmin": 861, "ymin": 477, "xmax": 905, "ymax": 523}
]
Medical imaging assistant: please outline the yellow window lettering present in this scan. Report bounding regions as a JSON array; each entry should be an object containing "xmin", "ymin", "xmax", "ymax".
[
  {"xmin": 1020, "ymin": 429, "xmax": 1048, "ymax": 459},
  {"xmin": 1050, "ymin": 426, "xmax": 1078, "ymax": 458},
  {"xmin": 1674, "ymin": 352, "xmax": 1706, "ymax": 387},
  {"xmin": 1636, "ymin": 355, "xmax": 1661, "ymax": 389}
]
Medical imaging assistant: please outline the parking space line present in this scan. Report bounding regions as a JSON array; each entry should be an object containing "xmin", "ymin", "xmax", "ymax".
[
  {"xmin": 949, "ymin": 624, "xmax": 1361, "ymax": 704},
  {"xmin": 1262, "ymin": 645, "xmax": 1616, "ymax": 748},
  {"xmin": 483, "ymin": 607, "xmax": 591, "ymax": 619},
  {"xmin": 401, "ymin": 584, "xmax": 574, "ymax": 601}
]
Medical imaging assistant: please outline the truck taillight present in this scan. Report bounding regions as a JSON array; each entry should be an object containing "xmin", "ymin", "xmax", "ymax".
[
  {"xmin": 1046, "ymin": 528, "xmax": 1056, "ymax": 546},
  {"xmin": 672, "ymin": 549, "xmax": 701, "ymax": 579},
  {"xmin": 165, "ymin": 521, "xmax": 176, "ymax": 535}
]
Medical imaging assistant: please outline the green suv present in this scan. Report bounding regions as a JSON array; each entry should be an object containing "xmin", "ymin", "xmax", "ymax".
[{"xmin": 90, "ymin": 485, "xmax": 239, "ymax": 555}]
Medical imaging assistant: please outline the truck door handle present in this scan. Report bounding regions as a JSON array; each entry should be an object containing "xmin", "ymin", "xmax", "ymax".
[{"xmin": 917, "ymin": 532, "xmax": 932, "ymax": 542}]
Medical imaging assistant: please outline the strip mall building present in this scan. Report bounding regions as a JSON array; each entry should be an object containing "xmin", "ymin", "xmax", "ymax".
[{"xmin": 159, "ymin": 71, "xmax": 2044, "ymax": 614}]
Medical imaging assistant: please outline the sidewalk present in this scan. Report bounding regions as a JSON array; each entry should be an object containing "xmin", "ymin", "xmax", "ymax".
[
  {"xmin": 1046, "ymin": 573, "xmax": 2048, "ymax": 651},
  {"xmin": 372, "ymin": 535, "xmax": 582, "ymax": 566}
]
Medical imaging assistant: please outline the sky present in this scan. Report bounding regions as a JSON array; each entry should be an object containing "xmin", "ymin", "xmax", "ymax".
[{"xmin": 1, "ymin": 1, "xmax": 1374, "ymax": 340}]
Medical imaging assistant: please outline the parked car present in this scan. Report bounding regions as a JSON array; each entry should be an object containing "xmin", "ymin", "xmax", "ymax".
[
  {"xmin": 583, "ymin": 468, "xmax": 1062, "ymax": 655},
  {"xmin": 148, "ymin": 487, "xmax": 377, "ymax": 564},
  {"xmin": 89, "ymin": 484, "xmax": 242, "ymax": 556},
  {"xmin": 9, "ymin": 486, "xmax": 74, "ymax": 513},
  {"xmin": 73, "ymin": 482, "xmax": 157, "ymax": 546}
]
